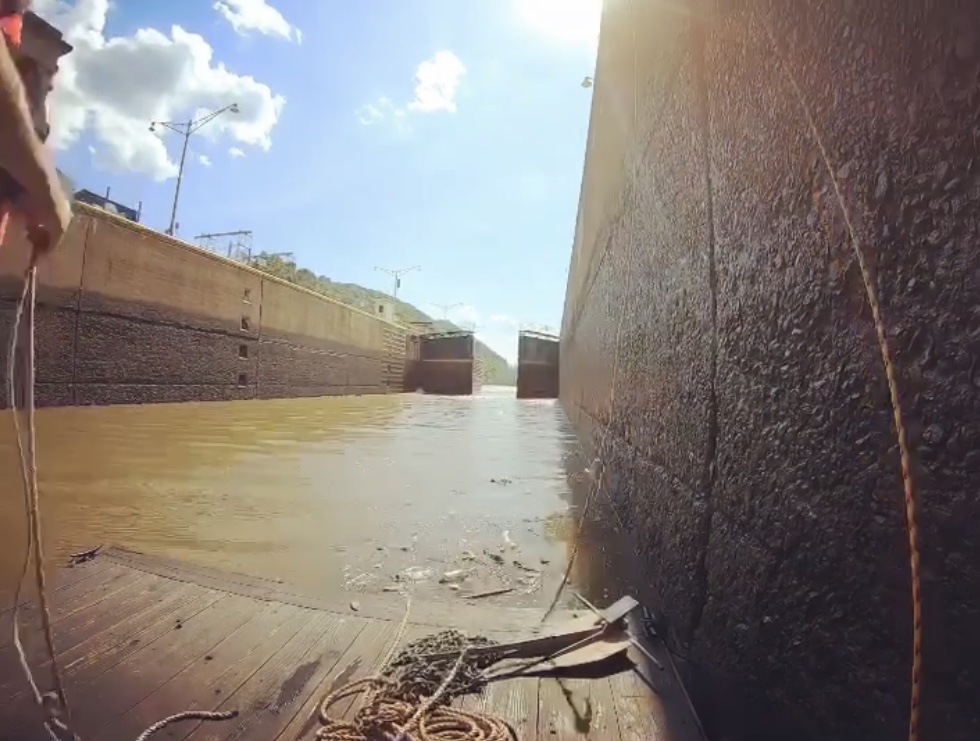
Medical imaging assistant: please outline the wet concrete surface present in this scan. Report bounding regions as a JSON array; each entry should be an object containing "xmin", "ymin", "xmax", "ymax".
[
  {"xmin": 560, "ymin": 1, "xmax": 980, "ymax": 739},
  {"xmin": 0, "ymin": 387, "xmax": 587, "ymax": 610}
]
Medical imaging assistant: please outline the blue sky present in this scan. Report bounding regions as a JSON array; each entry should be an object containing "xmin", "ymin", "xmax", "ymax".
[{"xmin": 42, "ymin": 0, "xmax": 599, "ymax": 363}]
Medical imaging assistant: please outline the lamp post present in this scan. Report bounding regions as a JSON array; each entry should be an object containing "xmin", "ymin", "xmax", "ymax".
[
  {"xmin": 374, "ymin": 265, "xmax": 420, "ymax": 301},
  {"xmin": 432, "ymin": 302, "xmax": 462, "ymax": 320},
  {"xmin": 150, "ymin": 103, "xmax": 239, "ymax": 236}
]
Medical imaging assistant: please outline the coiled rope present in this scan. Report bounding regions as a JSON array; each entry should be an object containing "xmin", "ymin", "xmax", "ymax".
[
  {"xmin": 314, "ymin": 655, "xmax": 512, "ymax": 741},
  {"xmin": 313, "ymin": 600, "xmax": 514, "ymax": 741}
]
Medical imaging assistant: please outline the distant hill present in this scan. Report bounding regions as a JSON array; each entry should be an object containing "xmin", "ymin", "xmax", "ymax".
[{"xmin": 247, "ymin": 252, "xmax": 517, "ymax": 386}]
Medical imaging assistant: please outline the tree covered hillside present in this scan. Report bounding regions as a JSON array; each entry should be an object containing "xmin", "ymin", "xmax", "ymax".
[{"xmin": 247, "ymin": 252, "xmax": 517, "ymax": 386}]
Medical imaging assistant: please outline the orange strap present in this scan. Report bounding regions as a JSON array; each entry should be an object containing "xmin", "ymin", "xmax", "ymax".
[{"xmin": 0, "ymin": 13, "xmax": 22, "ymax": 47}]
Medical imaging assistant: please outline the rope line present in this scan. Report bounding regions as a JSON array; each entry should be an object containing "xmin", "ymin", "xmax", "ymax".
[
  {"xmin": 313, "ymin": 604, "xmax": 514, "ymax": 741},
  {"xmin": 133, "ymin": 709, "xmax": 239, "ymax": 741},
  {"xmin": 755, "ymin": 14, "xmax": 922, "ymax": 741},
  {"xmin": 551, "ymin": 13, "xmax": 924, "ymax": 741},
  {"xmin": 314, "ymin": 653, "xmax": 513, "ymax": 741},
  {"xmin": 4, "ymin": 237, "xmax": 238, "ymax": 741},
  {"xmin": 8, "ymin": 256, "xmax": 75, "ymax": 741}
]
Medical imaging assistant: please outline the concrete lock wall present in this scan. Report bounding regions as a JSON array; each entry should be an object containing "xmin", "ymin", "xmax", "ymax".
[
  {"xmin": 560, "ymin": 2, "xmax": 980, "ymax": 740},
  {"xmin": 516, "ymin": 332, "xmax": 559, "ymax": 399},
  {"xmin": 416, "ymin": 333, "xmax": 474, "ymax": 395},
  {"xmin": 0, "ymin": 205, "xmax": 407, "ymax": 406}
]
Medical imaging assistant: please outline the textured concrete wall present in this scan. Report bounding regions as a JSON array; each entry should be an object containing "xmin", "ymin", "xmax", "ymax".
[
  {"xmin": 0, "ymin": 205, "xmax": 407, "ymax": 406},
  {"xmin": 560, "ymin": 1, "xmax": 980, "ymax": 740},
  {"xmin": 517, "ymin": 333, "xmax": 559, "ymax": 399}
]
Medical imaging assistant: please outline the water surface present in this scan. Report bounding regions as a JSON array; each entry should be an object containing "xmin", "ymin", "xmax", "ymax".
[{"xmin": 0, "ymin": 386, "xmax": 588, "ymax": 607}]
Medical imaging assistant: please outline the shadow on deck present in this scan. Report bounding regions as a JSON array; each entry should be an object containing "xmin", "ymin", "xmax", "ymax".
[{"xmin": 0, "ymin": 548, "xmax": 704, "ymax": 740}]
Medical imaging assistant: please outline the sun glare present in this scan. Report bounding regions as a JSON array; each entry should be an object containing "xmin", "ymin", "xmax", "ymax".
[{"xmin": 516, "ymin": 0, "xmax": 602, "ymax": 50}]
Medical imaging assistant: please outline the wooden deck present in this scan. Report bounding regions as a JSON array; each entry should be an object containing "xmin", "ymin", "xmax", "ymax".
[{"xmin": 0, "ymin": 548, "xmax": 704, "ymax": 741}]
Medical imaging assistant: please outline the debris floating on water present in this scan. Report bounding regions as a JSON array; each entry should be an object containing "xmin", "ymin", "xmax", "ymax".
[
  {"xmin": 67, "ymin": 545, "xmax": 102, "ymax": 567},
  {"xmin": 439, "ymin": 569, "xmax": 467, "ymax": 584},
  {"xmin": 468, "ymin": 587, "xmax": 515, "ymax": 600},
  {"xmin": 403, "ymin": 566, "xmax": 432, "ymax": 582}
]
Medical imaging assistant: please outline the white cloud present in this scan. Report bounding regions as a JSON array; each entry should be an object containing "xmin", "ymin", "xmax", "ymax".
[
  {"xmin": 198, "ymin": 154, "xmax": 212, "ymax": 167},
  {"xmin": 213, "ymin": 0, "xmax": 300, "ymax": 42},
  {"xmin": 356, "ymin": 51, "xmax": 465, "ymax": 128},
  {"xmin": 355, "ymin": 97, "xmax": 406, "ymax": 129},
  {"xmin": 407, "ymin": 51, "xmax": 466, "ymax": 114},
  {"xmin": 228, "ymin": 146, "xmax": 245, "ymax": 157},
  {"xmin": 34, "ymin": 0, "xmax": 286, "ymax": 181}
]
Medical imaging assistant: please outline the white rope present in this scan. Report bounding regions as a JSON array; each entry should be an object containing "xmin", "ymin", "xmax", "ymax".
[{"xmin": 5, "ymin": 257, "xmax": 237, "ymax": 741}]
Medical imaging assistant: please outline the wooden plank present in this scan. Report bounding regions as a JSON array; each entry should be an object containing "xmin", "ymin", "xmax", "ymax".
[
  {"xmin": 607, "ymin": 663, "xmax": 706, "ymax": 741},
  {"xmin": 66, "ymin": 593, "xmax": 259, "ymax": 737},
  {"xmin": 587, "ymin": 676, "xmax": 622, "ymax": 741},
  {"xmin": 59, "ymin": 583, "xmax": 213, "ymax": 683},
  {"xmin": 444, "ymin": 624, "xmax": 540, "ymax": 739},
  {"xmin": 272, "ymin": 618, "xmax": 399, "ymax": 741},
  {"xmin": 0, "ymin": 573, "xmax": 193, "ymax": 700},
  {"xmin": 486, "ymin": 677, "xmax": 539, "ymax": 741},
  {"xmin": 14, "ymin": 570, "xmax": 161, "ymax": 659},
  {"xmin": 48, "ymin": 572, "xmax": 186, "ymax": 658},
  {"xmin": 0, "ymin": 581, "xmax": 206, "ymax": 731},
  {"xmin": 182, "ymin": 611, "xmax": 365, "ymax": 741},
  {"xmin": 0, "ymin": 567, "xmax": 142, "ymax": 689},
  {"xmin": 99, "ymin": 601, "xmax": 315, "ymax": 741},
  {"xmin": 0, "ymin": 580, "xmax": 209, "ymax": 701},
  {"xmin": 0, "ymin": 562, "xmax": 139, "ymax": 649},
  {"xmin": 49, "ymin": 555, "xmax": 116, "ymax": 589},
  {"xmin": 608, "ymin": 670, "xmax": 665, "ymax": 741},
  {"xmin": 607, "ymin": 645, "xmax": 706, "ymax": 741},
  {"xmin": 539, "ymin": 677, "xmax": 600, "ymax": 740},
  {"xmin": 0, "ymin": 586, "xmax": 225, "ymax": 738},
  {"xmin": 0, "ymin": 555, "xmax": 114, "ymax": 615},
  {"xmin": 3, "ymin": 553, "xmax": 652, "ymax": 741}
]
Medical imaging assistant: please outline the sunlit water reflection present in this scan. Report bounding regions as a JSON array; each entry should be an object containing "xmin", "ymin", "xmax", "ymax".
[{"xmin": 1, "ymin": 386, "xmax": 592, "ymax": 607}]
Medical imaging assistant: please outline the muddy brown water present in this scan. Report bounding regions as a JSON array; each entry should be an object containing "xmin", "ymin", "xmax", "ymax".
[{"xmin": 0, "ymin": 386, "xmax": 594, "ymax": 608}]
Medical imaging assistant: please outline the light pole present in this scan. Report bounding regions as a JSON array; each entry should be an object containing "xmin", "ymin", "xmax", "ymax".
[
  {"xmin": 431, "ymin": 302, "xmax": 462, "ymax": 320},
  {"xmin": 375, "ymin": 265, "xmax": 419, "ymax": 301},
  {"xmin": 522, "ymin": 322, "xmax": 557, "ymax": 335},
  {"xmin": 150, "ymin": 103, "xmax": 239, "ymax": 236}
]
